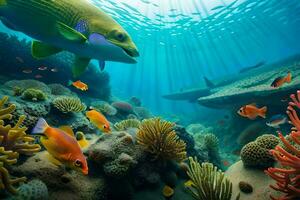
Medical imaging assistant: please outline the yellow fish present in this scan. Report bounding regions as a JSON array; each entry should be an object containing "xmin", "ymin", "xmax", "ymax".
[
  {"xmin": 32, "ymin": 118, "xmax": 88, "ymax": 175},
  {"xmin": 86, "ymin": 110, "xmax": 111, "ymax": 133}
]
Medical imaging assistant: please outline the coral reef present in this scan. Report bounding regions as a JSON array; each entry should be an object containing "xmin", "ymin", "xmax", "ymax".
[
  {"xmin": 114, "ymin": 119, "xmax": 141, "ymax": 131},
  {"xmin": 133, "ymin": 107, "xmax": 152, "ymax": 120},
  {"xmin": 186, "ymin": 157, "xmax": 233, "ymax": 200},
  {"xmin": 0, "ymin": 96, "xmax": 40, "ymax": 195},
  {"xmin": 90, "ymin": 101, "xmax": 117, "ymax": 116},
  {"xmin": 8, "ymin": 179, "xmax": 49, "ymax": 200},
  {"xmin": 136, "ymin": 118, "xmax": 186, "ymax": 162},
  {"xmin": 21, "ymin": 88, "xmax": 47, "ymax": 101},
  {"xmin": 241, "ymin": 134, "xmax": 279, "ymax": 169},
  {"xmin": 265, "ymin": 91, "xmax": 300, "ymax": 200},
  {"xmin": 52, "ymin": 96, "xmax": 86, "ymax": 113},
  {"xmin": 4, "ymin": 80, "xmax": 51, "ymax": 95},
  {"xmin": 111, "ymin": 101, "xmax": 133, "ymax": 113},
  {"xmin": 48, "ymin": 84, "xmax": 73, "ymax": 96},
  {"xmin": 88, "ymin": 131, "xmax": 142, "ymax": 178}
]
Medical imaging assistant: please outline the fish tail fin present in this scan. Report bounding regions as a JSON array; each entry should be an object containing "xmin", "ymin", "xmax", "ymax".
[
  {"xmin": 68, "ymin": 80, "xmax": 73, "ymax": 86},
  {"xmin": 32, "ymin": 118, "xmax": 49, "ymax": 134},
  {"xmin": 286, "ymin": 72, "xmax": 292, "ymax": 83},
  {"xmin": 259, "ymin": 106, "xmax": 267, "ymax": 118}
]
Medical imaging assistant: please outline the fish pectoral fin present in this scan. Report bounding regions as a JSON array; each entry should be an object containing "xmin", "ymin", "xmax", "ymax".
[
  {"xmin": 59, "ymin": 126, "xmax": 75, "ymax": 137},
  {"xmin": 0, "ymin": 17, "xmax": 17, "ymax": 30},
  {"xmin": 72, "ymin": 56, "xmax": 91, "ymax": 77},
  {"xmin": 0, "ymin": 0, "xmax": 7, "ymax": 6},
  {"xmin": 99, "ymin": 60, "xmax": 105, "ymax": 71},
  {"xmin": 46, "ymin": 153, "xmax": 63, "ymax": 166},
  {"xmin": 31, "ymin": 41, "xmax": 62, "ymax": 59},
  {"xmin": 56, "ymin": 21, "xmax": 87, "ymax": 43}
]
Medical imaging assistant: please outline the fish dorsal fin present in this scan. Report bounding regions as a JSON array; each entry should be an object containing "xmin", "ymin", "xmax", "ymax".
[
  {"xmin": 56, "ymin": 21, "xmax": 87, "ymax": 43},
  {"xmin": 59, "ymin": 126, "xmax": 75, "ymax": 137},
  {"xmin": 31, "ymin": 41, "xmax": 62, "ymax": 59},
  {"xmin": 72, "ymin": 56, "xmax": 91, "ymax": 77},
  {"xmin": 249, "ymin": 103, "xmax": 257, "ymax": 106}
]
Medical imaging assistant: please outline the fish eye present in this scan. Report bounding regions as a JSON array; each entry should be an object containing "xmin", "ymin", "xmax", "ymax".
[
  {"xmin": 103, "ymin": 125, "xmax": 107, "ymax": 129},
  {"xmin": 74, "ymin": 159, "xmax": 82, "ymax": 167},
  {"xmin": 116, "ymin": 32, "xmax": 125, "ymax": 42}
]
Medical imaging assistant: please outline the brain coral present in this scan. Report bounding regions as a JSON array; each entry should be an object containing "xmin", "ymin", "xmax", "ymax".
[
  {"xmin": 136, "ymin": 118, "xmax": 186, "ymax": 162},
  {"xmin": 52, "ymin": 96, "xmax": 86, "ymax": 113},
  {"xmin": 240, "ymin": 141, "xmax": 274, "ymax": 169}
]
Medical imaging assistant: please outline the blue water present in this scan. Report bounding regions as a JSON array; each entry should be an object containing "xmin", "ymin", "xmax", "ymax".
[{"xmin": 1, "ymin": 0, "xmax": 300, "ymax": 124}]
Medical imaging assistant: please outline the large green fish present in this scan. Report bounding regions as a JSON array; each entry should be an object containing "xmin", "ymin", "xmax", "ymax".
[{"xmin": 0, "ymin": 0, "xmax": 139, "ymax": 77}]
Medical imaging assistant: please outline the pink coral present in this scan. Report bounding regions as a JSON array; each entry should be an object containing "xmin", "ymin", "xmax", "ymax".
[{"xmin": 265, "ymin": 91, "xmax": 300, "ymax": 200}]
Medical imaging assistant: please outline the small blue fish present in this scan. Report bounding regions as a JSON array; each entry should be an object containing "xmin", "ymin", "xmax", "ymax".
[{"xmin": 266, "ymin": 114, "xmax": 287, "ymax": 128}]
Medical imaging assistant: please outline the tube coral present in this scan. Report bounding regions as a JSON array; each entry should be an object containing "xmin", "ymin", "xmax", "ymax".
[
  {"xmin": 136, "ymin": 118, "xmax": 186, "ymax": 162},
  {"xmin": 265, "ymin": 90, "xmax": 300, "ymax": 200},
  {"xmin": 186, "ymin": 157, "xmax": 233, "ymax": 200}
]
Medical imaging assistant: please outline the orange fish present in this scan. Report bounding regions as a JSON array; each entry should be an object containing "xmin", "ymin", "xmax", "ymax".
[
  {"xmin": 68, "ymin": 80, "xmax": 88, "ymax": 91},
  {"xmin": 271, "ymin": 72, "xmax": 292, "ymax": 88},
  {"xmin": 32, "ymin": 118, "xmax": 88, "ymax": 175},
  {"xmin": 237, "ymin": 104, "xmax": 267, "ymax": 120},
  {"xmin": 86, "ymin": 110, "xmax": 111, "ymax": 133}
]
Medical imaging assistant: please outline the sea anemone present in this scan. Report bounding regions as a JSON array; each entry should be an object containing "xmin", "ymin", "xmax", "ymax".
[{"xmin": 52, "ymin": 96, "xmax": 86, "ymax": 113}]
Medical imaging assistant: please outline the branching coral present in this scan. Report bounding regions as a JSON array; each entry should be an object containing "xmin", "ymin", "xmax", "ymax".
[
  {"xmin": 53, "ymin": 96, "xmax": 86, "ymax": 113},
  {"xmin": 136, "ymin": 118, "xmax": 186, "ymax": 162},
  {"xmin": 265, "ymin": 90, "xmax": 300, "ymax": 200},
  {"xmin": 0, "ymin": 96, "xmax": 41, "ymax": 194},
  {"xmin": 186, "ymin": 157, "xmax": 234, "ymax": 200},
  {"xmin": 114, "ymin": 119, "xmax": 141, "ymax": 131}
]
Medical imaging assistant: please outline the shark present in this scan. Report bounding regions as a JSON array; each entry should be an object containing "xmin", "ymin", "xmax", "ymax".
[{"xmin": 0, "ymin": 0, "xmax": 139, "ymax": 77}]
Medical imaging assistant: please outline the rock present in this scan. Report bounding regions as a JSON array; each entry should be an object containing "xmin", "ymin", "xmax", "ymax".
[
  {"xmin": 225, "ymin": 161, "xmax": 281, "ymax": 200},
  {"xmin": 12, "ymin": 151, "xmax": 107, "ymax": 200}
]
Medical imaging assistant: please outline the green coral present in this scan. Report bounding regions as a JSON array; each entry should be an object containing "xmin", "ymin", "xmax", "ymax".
[
  {"xmin": 12, "ymin": 87, "xmax": 24, "ymax": 97},
  {"xmin": 114, "ymin": 119, "xmax": 141, "ymax": 131},
  {"xmin": 22, "ymin": 88, "xmax": 47, "ymax": 101},
  {"xmin": 186, "ymin": 157, "xmax": 234, "ymax": 200},
  {"xmin": 52, "ymin": 96, "xmax": 86, "ymax": 113},
  {"xmin": 240, "ymin": 134, "xmax": 279, "ymax": 169}
]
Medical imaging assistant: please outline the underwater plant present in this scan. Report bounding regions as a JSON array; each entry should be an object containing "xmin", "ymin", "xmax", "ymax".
[
  {"xmin": 186, "ymin": 157, "xmax": 235, "ymax": 200},
  {"xmin": 52, "ymin": 96, "xmax": 86, "ymax": 113},
  {"xmin": 114, "ymin": 119, "xmax": 141, "ymax": 131},
  {"xmin": 136, "ymin": 118, "xmax": 186, "ymax": 162},
  {"xmin": 265, "ymin": 91, "xmax": 300, "ymax": 200},
  {"xmin": 0, "ymin": 96, "xmax": 41, "ymax": 194},
  {"xmin": 22, "ymin": 88, "xmax": 47, "ymax": 101}
]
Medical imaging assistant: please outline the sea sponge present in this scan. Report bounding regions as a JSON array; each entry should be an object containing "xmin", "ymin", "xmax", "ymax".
[
  {"xmin": 52, "ymin": 96, "xmax": 86, "ymax": 113},
  {"xmin": 186, "ymin": 157, "xmax": 233, "ymax": 200},
  {"xmin": 136, "ymin": 118, "xmax": 187, "ymax": 162},
  {"xmin": 240, "ymin": 141, "xmax": 274, "ymax": 169},
  {"xmin": 162, "ymin": 185, "xmax": 174, "ymax": 198},
  {"xmin": 111, "ymin": 101, "xmax": 133, "ymax": 113},
  {"xmin": 114, "ymin": 119, "xmax": 141, "ymax": 131},
  {"xmin": 238, "ymin": 181, "xmax": 253, "ymax": 194},
  {"xmin": 9, "ymin": 179, "xmax": 49, "ymax": 200},
  {"xmin": 21, "ymin": 88, "xmax": 47, "ymax": 101}
]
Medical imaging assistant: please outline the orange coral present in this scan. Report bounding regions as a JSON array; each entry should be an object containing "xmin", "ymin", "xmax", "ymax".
[{"xmin": 265, "ymin": 91, "xmax": 300, "ymax": 200}]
